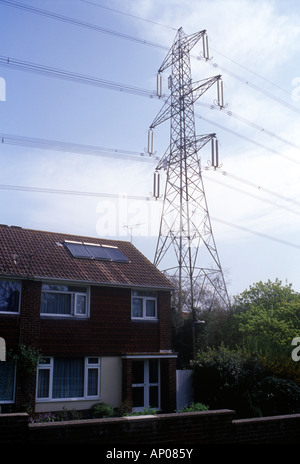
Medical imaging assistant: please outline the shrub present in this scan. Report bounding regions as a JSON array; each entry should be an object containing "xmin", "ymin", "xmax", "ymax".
[
  {"xmin": 126, "ymin": 407, "xmax": 157, "ymax": 416},
  {"xmin": 178, "ymin": 402, "xmax": 209, "ymax": 413},
  {"xmin": 192, "ymin": 345, "xmax": 300, "ymax": 418},
  {"xmin": 257, "ymin": 376, "xmax": 300, "ymax": 416},
  {"xmin": 90, "ymin": 402, "xmax": 114, "ymax": 418}
]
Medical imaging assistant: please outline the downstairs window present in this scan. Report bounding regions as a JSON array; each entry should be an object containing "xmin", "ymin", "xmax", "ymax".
[{"xmin": 36, "ymin": 357, "xmax": 100, "ymax": 401}]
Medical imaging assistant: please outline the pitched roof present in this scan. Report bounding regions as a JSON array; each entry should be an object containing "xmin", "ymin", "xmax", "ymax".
[{"xmin": 0, "ymin": 225, "xmax": 174, "ymax": 290}]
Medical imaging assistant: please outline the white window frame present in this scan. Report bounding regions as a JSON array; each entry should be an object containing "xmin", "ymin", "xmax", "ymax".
[
  {"xmin": 36, "ymin": 356, "xmax": 100, "ymax": 402},
  {"xmin": 132, "ymin": 359, "xmax": 160, "ymax": 412},
  {"xmin": 131, "ymin": 290, "xmax": 157, "ymax": 320},
  {"xmin": 85, "ymin": 357, "xmax": 101, "ymax": 399},
  {"xmin": 0, "ymin": 279, "xmax": 21, "ymax": 314},
  {"xmin": 40, "ymin": 284, "xmax": 90, "ymax": 318}
]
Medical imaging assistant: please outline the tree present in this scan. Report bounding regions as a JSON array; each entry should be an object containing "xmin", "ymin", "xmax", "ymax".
[
  {"xmin": 192, "ymin": 344, "xmax": 300, "ymax": 418},
  {"xmin": 232, "ymin": 279, "xmax": 300, "ymax": 357}
]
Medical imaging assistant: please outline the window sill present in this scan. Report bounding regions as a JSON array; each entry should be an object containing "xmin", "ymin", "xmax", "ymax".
[
  {"xmin": 0, "ymin": 312, "xmax": 19, "ymax": 315},
  {"xmin": 40, "ymin": 314, "xmax": 89, "ymax": 320}
]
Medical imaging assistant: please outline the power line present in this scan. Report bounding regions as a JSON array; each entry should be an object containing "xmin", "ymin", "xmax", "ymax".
[
  {"xmin": 0, "ymin": 0, "xmax": 168, "ymax": 51},
  {"xmin": 2, "ymin": 131, "xmax": 300, "ymax": 215},
  {"xmin": 78, "ymin": 0, "xmax": 299, "ymax": 101},
  {"xmin": 212, "ymin": 215, "xmax": 300, "ymax": 251},
  {"xmin": 0, "ymin": 183, "xmax": 153, "ymax": 201},
  {"xmin": 1, "ymin": 182, "xmax": 299, "ymax": 251},
  {"xmin": 0, "ymin": 133, "xmax": 158, "ymax": 162},
  {"xmin": 199, "ymin": 55, "xmax": 300, "ymax": 116},
  {"xmin": 195, "ymin": 101, "xmax": 300, "ymax": 155},
  {"xmin": 1, "ymin": 54, "xmax": 299, "ymax": 162},
  {"xmin": 203, "ymin": 173, "xmax": 300, "ymax": 218},
  {"xmin": 195, "ymin": 113, "xmax": 300, "ymax": 165},
  {"xmin": 0, "ymin": 55, "xmax": 159, "ymax": 99},
  {"xmin": 205, "ymin": 167, "xmax": 300, "ymax": 209},
  {"xmin": 78, "ymin": 0, "xmax": 300, "ymax": 114},
  {"xmin": 0, "ymin": 0, "xmax": 297, "ymax": 116},
  {"xmin": 80, "ymin": 0, "xmax": 177, "ymax": 31}
]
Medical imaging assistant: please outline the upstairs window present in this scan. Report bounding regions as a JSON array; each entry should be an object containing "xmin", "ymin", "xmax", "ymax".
[
  {"xmin": 41, "ymin": 284, "xmax": 89, "ymax": 317},
  {"xmin": 131, "ymin": 290, "xmax": 157, "ymax": 320},
  {"xmin": 0, "ymin": 280, "xmax": 21, "ymax": 313}
]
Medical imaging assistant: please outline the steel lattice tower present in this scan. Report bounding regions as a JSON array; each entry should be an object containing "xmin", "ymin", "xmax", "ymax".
[{"xmin": 148, "ymin": 27, "xmax": 230, "ymax": 313}]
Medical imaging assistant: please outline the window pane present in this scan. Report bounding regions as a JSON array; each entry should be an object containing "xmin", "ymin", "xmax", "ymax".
[
  {"xmin": 132, "ymin": 387, "xmax": 144, "ymax": 408},
  {"xmin": 75, "ymin": 295, "xmax": 86, "ymax": 315},
  {"xmin": 41, "ymin": 292, "xmax": 71, "ymax": 314},
  {"xmin": 0, "ymin": 362, "xmax": 15, "ymax": 401},
  {"xmin": 133, "ymin": 291, "xmax": 156, "ymax": 298},
  {"xmin": 53, "ymin": 359, "xmax": 84, "ymax": 398},
  {"xmin": 67, "ymin": 286, "xmax": 87, "ymax": 293},
  {"xmin": 0, "ymin": 281, "xmax": 20, "ymax": 312},
  {"xmin": 132, "ymin": 360, "xmax": 144, "ymax": 384},
  {"xmin": 87, "ymin": 368, "xmax": 98, "ymax": 396},
  {"xmin": 146, "ymin": 300, "xmax": 155, "ymax": 317},
  {"xmin": 149, "ymin": 386, "xmax": 159, "ymax": 408},
  {"xmin": 132, "ymin": 298, "xmax": 143, "ymax": 318},
  {"xmin": 37, "ymin": 369, "xmax": 50, "ymax": 398},
  {"xmin": 149, "ymin": 359, "xmax": 159, "ymax": 383}
]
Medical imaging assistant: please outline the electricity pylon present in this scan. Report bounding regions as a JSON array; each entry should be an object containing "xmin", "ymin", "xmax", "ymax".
[{"xmin": 148, "ymin": 27, "xmax": 230, "ymax": 314}]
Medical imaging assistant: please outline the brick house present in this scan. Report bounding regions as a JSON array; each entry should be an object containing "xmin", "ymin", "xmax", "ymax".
[{"xmin": 0, "ymin": 225, "xmax": 177, "ymax": 415}]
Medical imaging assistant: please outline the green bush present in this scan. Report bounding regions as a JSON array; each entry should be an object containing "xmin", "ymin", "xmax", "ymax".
[
  {"xmin": 257, "ymin": 376, "xmax": 300, "ymax": 416},
  {"xmin": 126, "ymin": 407, "xmax": 157, "ymax": 416},
  {"xmin": 90, "ymin": 402, "xmax": 114, "ymax": 418},
  {"xmin": 178, "ymin": 402, "xmax": 209, "ymax": 413},
  {"xmin": 192, "ymin": 345, "xmax": 300, "ymax": 418}
]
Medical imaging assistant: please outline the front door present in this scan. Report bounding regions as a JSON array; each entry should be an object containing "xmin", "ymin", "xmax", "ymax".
[{"xmin": 132, "ymin": 359, "xmax": 160, "ymax": 411}]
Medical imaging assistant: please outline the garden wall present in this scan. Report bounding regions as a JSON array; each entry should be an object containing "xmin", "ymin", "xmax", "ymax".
[{"xmin": 1, "ymin": 410, "xmax": 300, "ymax": 444}]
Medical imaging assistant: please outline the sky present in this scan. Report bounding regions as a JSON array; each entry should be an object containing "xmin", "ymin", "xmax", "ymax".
[{"xmin": 1, "ymin": 0, "xmax": 300, "ymax": 299}]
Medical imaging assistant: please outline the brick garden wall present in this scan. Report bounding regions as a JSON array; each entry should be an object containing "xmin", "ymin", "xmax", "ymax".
[{"xmin": 1, "ymin": 410, "xmax": 300, "ymax": 445}]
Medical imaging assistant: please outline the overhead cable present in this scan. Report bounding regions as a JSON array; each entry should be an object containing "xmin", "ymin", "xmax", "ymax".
[
  {"xmin": 0, "ymin": 133, "xmax": 158, "ymax": 162},
  {"xmin": 0, "ymin": 182, "xmax": 299, "ymax": 251},
  {"xmin": 1, "ymin": 54, "xmax": 299, "ymax": 159},
  {"xmin": 0, "ymin": 0, "xmax": 297, "ymax": 115}
]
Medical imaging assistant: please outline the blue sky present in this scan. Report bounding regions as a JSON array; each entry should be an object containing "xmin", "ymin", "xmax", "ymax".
[{"xmin": 1, "ymin": 0, "xmax": 300, "ymax": 298}]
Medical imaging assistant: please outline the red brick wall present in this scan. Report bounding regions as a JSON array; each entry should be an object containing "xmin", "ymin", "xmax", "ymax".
[
  {"xmin": 1, "ymin": 282, "xmax": 172, "ymax": 356},
  {"xmin": 158, "ymin": 292, "xmax": 172, "ymax": 351},
  {"xmin": 0, "ymin": 280, "xmax": 42, "ymax": 353},
  {"xmin": 39, "ymin": 286, "xmax": 171, "ymax": 356},
  {"xmin": 3, "ymin": 410, "xmax": 300, "ymax": 445},
  {"xmin": 19, "ymin": 280, "xmax": 41, "ymax": 349}
]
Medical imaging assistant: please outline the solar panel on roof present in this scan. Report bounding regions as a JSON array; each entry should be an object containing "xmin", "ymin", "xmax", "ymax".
[
  {"xmin": 102, "ymin": 246, "xmax": 129, "ymax": 262},
  {"xmin": 84, "ymin": 244, "xmax": 110, "ymax": 260},
  {"xmin": 64, "ymin": 241, "xmax": 92, "ymax": 259},
  {"xmin": 64, "ymin": 241, "xmax": 129, "ymax": 263}
]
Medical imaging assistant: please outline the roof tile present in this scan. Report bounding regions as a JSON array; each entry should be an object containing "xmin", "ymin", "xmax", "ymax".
[{"xmin": 0, "ymin": 225, "xmax": 174, "ymax": 290}]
